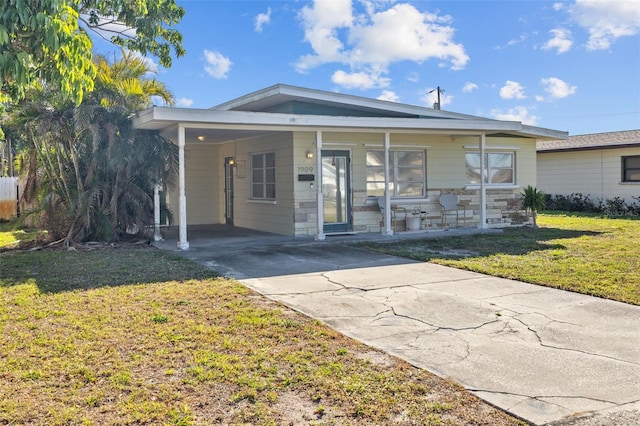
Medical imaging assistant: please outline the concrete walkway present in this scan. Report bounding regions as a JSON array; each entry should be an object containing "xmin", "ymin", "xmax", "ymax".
[{"xmin": 157, "ymin": 226, "xmax": 640, "ymax": 425}]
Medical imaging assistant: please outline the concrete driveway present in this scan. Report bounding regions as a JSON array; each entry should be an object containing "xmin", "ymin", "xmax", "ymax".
[{"xmin": 157, "ymin": 226, "xmax": 640, "ymax": 425}]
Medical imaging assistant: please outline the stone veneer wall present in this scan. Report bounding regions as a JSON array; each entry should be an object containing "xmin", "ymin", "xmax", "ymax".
[
  {"xmin": 293, "ymin": 187, "xmax": 531, "ymax": 236},
  {"xmin": 351, "ymin": 187, "xmax": 531, "ymax": 233}
]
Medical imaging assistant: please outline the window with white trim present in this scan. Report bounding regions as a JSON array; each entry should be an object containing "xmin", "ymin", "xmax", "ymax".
[
  {"xmin": 251, "ymin": 152, "xmax": 276, "ymax": 199},
  {"xmin": 622, "ymin": 156, "xmax": 640, "ymax": 182},
  {"xmin": 465, "ymin": 152, "xmax": 515, "ymax": 185},
  {"xmin": 366, "ymin": 150, "xmax": 425, "ymax": 197}
]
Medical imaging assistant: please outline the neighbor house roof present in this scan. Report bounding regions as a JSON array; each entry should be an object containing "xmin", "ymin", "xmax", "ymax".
[
  {"xmin": 537, "ymin": 129, "xmax": 640, "ymax": 152},
  {"xmin": 134, "ymin": 84, "xmax": 568, "ymax": 142}
]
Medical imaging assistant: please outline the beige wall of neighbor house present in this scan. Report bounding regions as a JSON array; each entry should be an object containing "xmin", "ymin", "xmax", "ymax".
[{"xmin": 538, "ymin": 147, "xmax": 640, "ymax": 203}]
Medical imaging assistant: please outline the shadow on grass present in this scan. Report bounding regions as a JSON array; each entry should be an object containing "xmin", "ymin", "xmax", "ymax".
[
  {"xmin": 0, "ymin": 247, "xmax": 219, "ymax": 294},
  {"xmin": 357, "ymin": 226, "xmax": 604, "ymax": 261}
]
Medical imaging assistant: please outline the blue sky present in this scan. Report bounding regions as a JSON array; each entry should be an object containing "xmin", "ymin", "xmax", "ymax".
[{"xmin": 94, "ymin": 0, "xmax": 640, "ymax": 136}]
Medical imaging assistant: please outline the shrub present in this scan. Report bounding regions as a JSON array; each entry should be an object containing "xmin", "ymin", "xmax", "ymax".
[{"xmin": 545, "ymin": 193, "xmax": 640, "ymax": 217}]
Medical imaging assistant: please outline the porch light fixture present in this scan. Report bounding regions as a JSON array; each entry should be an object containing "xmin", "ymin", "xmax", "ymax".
[
  {"xmin": 197, "ymin": 135, "xmax": 205, "ymax": 141},
  {"xmin": 306, "ymin": 150, "xmax": 314, "ymax": 159},
  {"xmin": 228, "ymin": 159, "xmax": 235, "ymax": 165}
]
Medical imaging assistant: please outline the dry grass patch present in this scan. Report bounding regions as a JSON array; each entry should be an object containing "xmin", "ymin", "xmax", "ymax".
[{"xmin": 0, "ymin": 246, "xmax": 522, "ymax": 425}]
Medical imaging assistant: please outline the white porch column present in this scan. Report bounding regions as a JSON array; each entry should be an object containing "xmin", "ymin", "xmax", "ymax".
[
  {"xmin": 479, "ymin": 133, "xmax": 487, "ymax": 229},
  {"xmin": 383, "ymin": 132, "xmax": 392, "ymax": 235},
  {"xmin": 177, "ymin": 124, "xmax": 189, "ymax": 249},
  {"xmin": 153, "ymin": 184, "xmax": 162, "ymax": 241},
  {"xmin": 315, "ymin": 131, "xmax": 325, "ymax": 240}
]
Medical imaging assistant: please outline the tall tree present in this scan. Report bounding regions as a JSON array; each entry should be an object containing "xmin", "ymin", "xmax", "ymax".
[
  {"xmin": 0, "ymin": 0, "xmax": 185, "ymax": 104},
  {"xmin": 6, "ymin": 52, "xmax": 177, "ymax": 244}
]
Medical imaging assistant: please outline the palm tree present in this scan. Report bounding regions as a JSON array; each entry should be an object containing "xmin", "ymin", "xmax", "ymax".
[
  {"xmin": 521, "ymin": 185, "xmax": 546, "ymax": 228},
  {"xmin": 5, "ymin": 86, "xmax": 79, "ymax": 236},
  {"xmin": 67, "ymin": 51, "xmax": 178, "ymax": 243},
  {"xmin": 4, "ymin": 51, "xmax": 178, "ymax": 244}
]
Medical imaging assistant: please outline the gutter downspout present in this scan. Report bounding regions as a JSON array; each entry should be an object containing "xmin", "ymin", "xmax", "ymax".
[
  {"xmin": 479, "ymin": 133, "xmax": 487, "ymax": 229},
  {"xmin": 177, "ymin": 124, "xmax": 189, "ymax": 249},
  {"xmin": 383, "ymin": 132, "xmax": 392, "ymax": 235},
  {"xmin": 316, "ymin": 131, "xmax": 325, "ymax": 240}
]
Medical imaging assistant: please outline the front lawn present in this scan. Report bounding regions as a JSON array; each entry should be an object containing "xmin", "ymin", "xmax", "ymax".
[
  {"xmin": 0, "ymin": 246, "xmax": 520, "ymax": 425},
  {"xmin": 359, "ymin": 213, "xmax": 640, "ymax": 305},
  {"xmin": 0, "ymin": 221, "xmax": 43, "ymax": 249}
]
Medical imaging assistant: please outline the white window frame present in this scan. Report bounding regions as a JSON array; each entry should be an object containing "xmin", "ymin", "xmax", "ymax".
[
  {"xmin": 465, "ymin": 151, "xmax": 516, "ymax": 186},
  {"xmin": 366, "ymin": 150, "xmax": 426, "ymax": 198},
  {"xmin": 250, "ymin": 152, "xmax": 276, "ymax": 200}
]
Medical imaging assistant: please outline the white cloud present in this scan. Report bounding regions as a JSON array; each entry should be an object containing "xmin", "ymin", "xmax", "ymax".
[
  {"xmin": 296, "ymin": 0, "xmax": 353, "ymax": 72},
  {"xmin": 79, "ymin": 13, "xmax": 136, "ymax": 41},
  {"xmin": 462, "ymin": 82, "xmax": 478, "ymax": 93},
  {"xmin": 491, "ymin": 106, "xmax": 539, "ymax": 125},
  {"xmin": 542, "ymin": 28, "xmax": 573, "ymax": 54},
  {"xmin": 255, "ymin": 8, "xmax": 272, "ymax": 32},
  {"xmin": 296, "ymin": 1, "xmax": 469, "ymax": 88},
  {"xmin": 540, "ymin": 77, "xmax": 577, "ymax": 99},
  {"xmin": 126, "ymin": 50, "xmax": 159, "ymax": 76},
  {"xmin": 569, "ymin": 0, "xmax": 640, "ymax": 50},
  {"xmin": 203, "ymin": 49, "xmax": 232, "ymax": 79},
  {"xmin": 499, "ymin": 81, "xmax": 526, "ymax": 100},
  {"xmin": 553, "ymin": 2, "xmax": 565, "ymax": 12},
  {"xmin": 494, "ymin": 33, "xmax": 527, "ymax": 50},
  {"xmin": 176, "ymin": 97, "xmax": 194, "ymax": 107},
  {"xmin": 331, "ymin": 69, "xmax": 390, "ymax": 89},
  {"xmin": 377, "ymin": 90, "xmax": 400, "ymax": 102},
  {"xmin": 348, "ymin": 4, "xmax": 469, "ymax": 70},
  {"xmin": 407, "ymin": 72, "xmax": 419, "ymax": 83}
]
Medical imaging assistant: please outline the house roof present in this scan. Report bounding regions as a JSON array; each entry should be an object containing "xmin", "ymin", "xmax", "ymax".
[
  {"xmin": 537, "ymin": 129, "xmax": 640, "ymax": 152},
  {"xmin": 211, "ymin": 84, "xmax": 481, "ymax": 120},
  {"xmin": 134, "ymin": 84, "xmax": 568, "ymax": 142}
]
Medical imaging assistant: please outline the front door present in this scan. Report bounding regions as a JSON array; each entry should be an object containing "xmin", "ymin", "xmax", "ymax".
[
  {"xmin": 322, "ymin": 150, "xmax": 351, "ymax": 233},
  {"xmin": 224, "ymin": 157, "xmax": 234, "ymax": 225}
]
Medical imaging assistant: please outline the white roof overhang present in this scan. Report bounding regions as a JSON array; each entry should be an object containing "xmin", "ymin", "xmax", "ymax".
[
  {"xmin": 211, "ymin": 83, "xmax": 481, "ymax": 120},
  {"xmin": 133, "ymin": 106, "xmax": 568, "ymax": 143}
]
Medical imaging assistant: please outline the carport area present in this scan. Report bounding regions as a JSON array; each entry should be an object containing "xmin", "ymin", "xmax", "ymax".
[
  {"xmin": 154, "ymin": 224, "xmax": 640, "ymax": 426},
  {"xmin": 153, "ymin": 224, "xmax": 481, "ymax": 278}
]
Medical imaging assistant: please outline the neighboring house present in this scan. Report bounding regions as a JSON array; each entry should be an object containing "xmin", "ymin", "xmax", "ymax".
[
  {"xmin": 133, "ymin": 84, "xmax": 566, "ymax": 249},
  {"xmin": 537, "ymin": 130, "xmax": 640, "ymax": 203}
]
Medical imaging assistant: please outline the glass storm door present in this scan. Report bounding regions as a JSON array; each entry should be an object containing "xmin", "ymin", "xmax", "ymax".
[
  {"xmin": 322, "ymin": 150, "xmax": 351, "ymax": 233},
  {"xmin": 224, "ymin": 157, "xmax": 234, "ymax": 225}
]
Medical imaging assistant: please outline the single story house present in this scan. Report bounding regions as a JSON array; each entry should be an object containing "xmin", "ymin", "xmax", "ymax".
[
  {"xmin": 133, "ymin": 84, "xmax": 567, "ymax": 249},
  {"xmin": 537, "ymin": 130, "xmax": 640, "ymax": 203}
]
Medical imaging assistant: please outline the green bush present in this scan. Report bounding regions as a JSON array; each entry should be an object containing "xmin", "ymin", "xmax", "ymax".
[{"xmin": 544, "ymin": 193, "xmax": 640, "ymax": 216}]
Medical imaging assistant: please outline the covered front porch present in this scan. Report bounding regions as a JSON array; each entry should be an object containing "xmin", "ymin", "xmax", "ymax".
[
  {"xmin": 133, "ymin": 85, "xmax": 566, "ymax": 250},
  {"xmin": 139, "ymin": 116, "xmax": 518, "ymax": 251}
]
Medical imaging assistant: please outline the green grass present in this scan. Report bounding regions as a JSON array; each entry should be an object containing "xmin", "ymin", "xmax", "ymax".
[
  {"xmin": 0, "ymin": 221, "xmax": 43, "ymax": 249},
  {"xmin": 358, "ymin": 212, "xmax": 640, "ymax": 305},
  {"xmin": 0, "ymin": 245, "xmax": 520, "ymax": 425}
]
